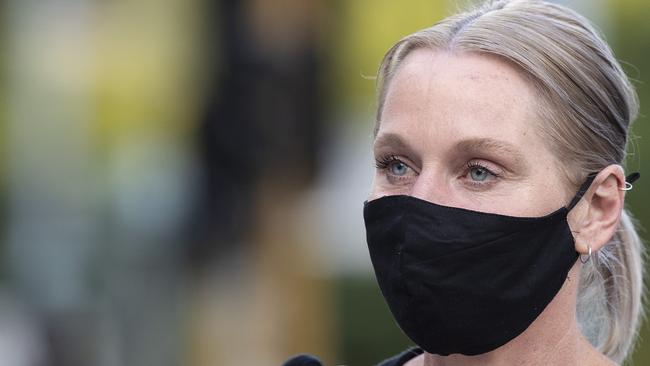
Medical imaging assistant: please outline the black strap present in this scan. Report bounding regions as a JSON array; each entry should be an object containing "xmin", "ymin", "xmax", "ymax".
[
  {"xmin": 566, "ymin": 171, "xmax": 640, "ymax": 211},
  {"xmin": 567, "ymin": 173, "xmax": 597, "ymax": 211},
  {"xmin": 626, "ymin": 171, "xmax": 641, "ymax": 184}
]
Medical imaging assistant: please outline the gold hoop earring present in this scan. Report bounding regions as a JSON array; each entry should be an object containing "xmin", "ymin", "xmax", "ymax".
[{"xmin": 579, "ymin": 244, "xmax": 592, "ymax": 264}]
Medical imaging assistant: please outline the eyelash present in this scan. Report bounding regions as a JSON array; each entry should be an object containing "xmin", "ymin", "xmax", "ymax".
[
  {"xmin": 465, "ymin": 161, "xmax": 500, "ymax": 186},
  {"xmin": 374, "ymin": 154, "xmax": 401, "ymax": 170},
  {"xmin": 374, "ymin": 154, "xmax": 414, "ymax": 183},
  {"xmin": 374, "ymin": 155, "xmax": 501, "ymax": 188}
]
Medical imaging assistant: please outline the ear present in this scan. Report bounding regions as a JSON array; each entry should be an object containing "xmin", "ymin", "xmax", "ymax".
[{"xmin": 568, "ymin": 165, "xmax": 626, "ymax": 255}]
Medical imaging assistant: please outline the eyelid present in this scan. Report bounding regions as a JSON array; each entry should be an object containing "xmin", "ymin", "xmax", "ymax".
[
  {"xmin": 380, "ymin": 155, "xmax": 418, "ymax": 172},
  {"xmin": 467, "ymin": 159, "xmax": 504, "ymax": 176},
  {"xmin": 453, "ymin": 138, "xmax": 525, "ymax": 175},
  {"xmin": 460, "ymin": 160, "xmax": 503, "ymax": 190}
]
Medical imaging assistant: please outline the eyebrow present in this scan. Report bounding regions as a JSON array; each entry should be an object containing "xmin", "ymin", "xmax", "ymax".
[
  {"xmin": 455, "ymin": 138, "xmax": 524, "ymax": 160},
  {"xmin": 454, "ymin": 138, "xmax": 526, "ymax": 170},
  {"xmin": 373, "ymin": 132, "xmax": 412, "ymax": 152},
  {"xmin": 373, "ymin": 132, "xmax": 422, "ymax": 167},
  {"xmin": 374, "ymin": 134, "xmax": 522, "ymax": 157},
  {"xmin": 373, "ymin": 133, "xmax": 526, "ymax": 170}
]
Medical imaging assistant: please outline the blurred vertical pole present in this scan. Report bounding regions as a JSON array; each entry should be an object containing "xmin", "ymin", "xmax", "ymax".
[
  {"xmin": 91, "ymin": 0, "xmax": 205, "ymax": 365},
  {"xmin": 4, "ymin": 0, "xmax": 100, "ymax": 365},
  {"xmin": 188, "ymin": 0, "xmax": 260, "ymax": 270},
  {"xmin": 0, "ymin": 0, "xmax": 6, "ymax": 285},
  {"xmin": 4, "ymin": 0, "xmax": 206, "ymax": 365},
  {"xmin": 186, "ymin": 0, "xmax": 334, "ymax": 364}
]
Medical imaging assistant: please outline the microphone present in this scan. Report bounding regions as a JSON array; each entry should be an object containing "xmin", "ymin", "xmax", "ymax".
[{"xmin": 282, "ymin": 354, "xmax": 324, "ymax": 366}]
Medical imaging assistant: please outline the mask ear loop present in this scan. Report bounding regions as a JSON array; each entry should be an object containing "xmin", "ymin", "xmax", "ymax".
[
  {"xmin": 566, "ymin": 173, "xmax": 597, "ymax": 211},
  {"xmin": 567, "ymin": 172, "xmax": 641, "ymax": 210}
]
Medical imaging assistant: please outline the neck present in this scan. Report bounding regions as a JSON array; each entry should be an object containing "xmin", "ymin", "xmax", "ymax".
[
  {"xmin": 419, "ymin": 264, "xmax": 615, "ymax": 366},
  {"xmin": 422, "ymin": 320, "xmax": 581, "ymax": 366}
]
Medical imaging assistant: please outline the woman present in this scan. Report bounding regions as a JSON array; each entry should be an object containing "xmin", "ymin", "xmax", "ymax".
[{"xmin": 363, "ymin": 0, "xmax": 644, "ymax": 365}]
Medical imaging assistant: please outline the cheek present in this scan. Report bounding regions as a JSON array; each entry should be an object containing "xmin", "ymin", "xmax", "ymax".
[
  {"xmin": 368, "ymin": 173, "xmax": 385, "ymax": 201},
  {"xmin": 368, "ymin": 172, "xmax": 412, "ymax": 200},
  {"xmin": 537, "ymin": 170, "xmax": 576, "ymax": 209},
  {"xmin": 509, "ymin": 180, "xmax": 571, "ymax": 217}
]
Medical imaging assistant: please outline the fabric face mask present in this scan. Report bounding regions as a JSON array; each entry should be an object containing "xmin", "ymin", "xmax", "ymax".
[{"xmin": 363, "ymin": 173, "xmax": 636, "ymax": 356}]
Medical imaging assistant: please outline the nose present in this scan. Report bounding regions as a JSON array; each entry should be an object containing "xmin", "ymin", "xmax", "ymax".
[{"xmin": 410, "ymin": 170, "xmax": 453, "ymax": 205}]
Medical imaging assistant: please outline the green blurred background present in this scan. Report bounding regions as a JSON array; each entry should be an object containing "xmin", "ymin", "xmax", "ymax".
[{"xmin": 0, "ymin": 0, "xmax": 648, "ymax": 365}]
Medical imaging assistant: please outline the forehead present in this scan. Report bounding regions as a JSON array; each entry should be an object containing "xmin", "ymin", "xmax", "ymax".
[{"xmin": 379, "ymin": 49, "xmax": 541, "ymax": 149}]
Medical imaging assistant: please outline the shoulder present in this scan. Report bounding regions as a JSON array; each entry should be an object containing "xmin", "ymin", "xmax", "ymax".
[{"xmin": 375, "ymin": 347, "xmax": 423, "ymax": 366}]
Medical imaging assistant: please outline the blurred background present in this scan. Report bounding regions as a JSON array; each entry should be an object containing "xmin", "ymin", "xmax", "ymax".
[{"xmin": 0, "ymin": 0, "xmax": 648, "ymax": 365}]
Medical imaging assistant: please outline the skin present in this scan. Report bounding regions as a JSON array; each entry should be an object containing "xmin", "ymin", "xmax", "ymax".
[{"xmin": 370, "ymin": 49, "xmax": 626, "ymax": 366}]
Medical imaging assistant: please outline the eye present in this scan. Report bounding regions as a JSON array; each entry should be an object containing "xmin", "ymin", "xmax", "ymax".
[
  {"xmin": 466, "ymin": 161, "xmax": 500, "ymax": 183},
  {"xmin": 389, "ymin": 161, "xmax": 408, "ymax": 176},
  {"xmin": 374, "ymin": 154, "xmax": 416, "ymax": 181},
  {"xmin": 469, "ymin": 166, "xmax": 489, "ymax": 181}
]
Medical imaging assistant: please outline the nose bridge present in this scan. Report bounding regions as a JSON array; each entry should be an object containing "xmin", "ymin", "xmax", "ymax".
[{"xmin": 411, "ymin": 168, "xmax": 450, "ymax": 205}]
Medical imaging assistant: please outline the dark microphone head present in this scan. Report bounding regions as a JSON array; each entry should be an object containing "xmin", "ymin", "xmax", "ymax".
[{"xmin": 282, "ymin": 354, "xmax": 324, "ymax": 366}]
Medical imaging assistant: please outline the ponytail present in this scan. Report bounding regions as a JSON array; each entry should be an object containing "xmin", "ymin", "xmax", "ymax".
[{"xmin": 578, "ymin": 209, "xmax": 646, "ymax": 363}]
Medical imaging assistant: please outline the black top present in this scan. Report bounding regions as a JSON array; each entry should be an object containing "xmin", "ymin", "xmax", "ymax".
[{"xmin": 376, "ymin": 347, "xmax": 423, "ymax": 366}]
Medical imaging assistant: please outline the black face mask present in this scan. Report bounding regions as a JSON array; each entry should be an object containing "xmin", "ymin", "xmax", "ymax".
[{"xmin": 363, "ymin": 173, "xmax": 638, "ymax": 356}]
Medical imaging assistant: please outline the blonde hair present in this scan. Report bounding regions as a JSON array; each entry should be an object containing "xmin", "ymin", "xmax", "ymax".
[{"xmin": 375, "ymin": 0, "xmax": 645, "ymax": 363}]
